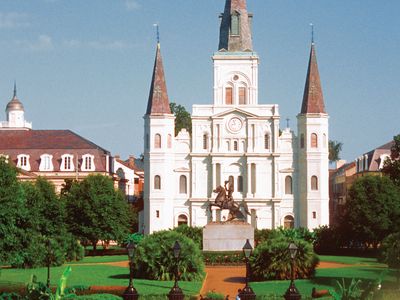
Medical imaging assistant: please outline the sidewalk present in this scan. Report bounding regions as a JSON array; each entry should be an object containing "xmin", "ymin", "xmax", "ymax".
[{"xmin": 200, "ymin": 265, "xmax": 246, "ymax": 299}]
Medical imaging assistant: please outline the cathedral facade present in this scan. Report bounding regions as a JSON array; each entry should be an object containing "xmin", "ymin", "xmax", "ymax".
[{"xmin": 143, "ymin": 0, "xmax": 329, "ymax": 234}]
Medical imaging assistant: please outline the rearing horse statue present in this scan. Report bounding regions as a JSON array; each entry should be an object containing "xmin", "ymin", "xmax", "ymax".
[{"xmin": 208, "ymin": 181, "xmax": 250, "ymax": 222}]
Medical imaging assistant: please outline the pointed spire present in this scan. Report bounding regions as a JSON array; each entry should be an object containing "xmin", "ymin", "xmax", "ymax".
[
  {"xmin": 218, "ymin": 0, "xmax": 253, "ymax": 52},
  {"xmin": 13, "ymin": 80, "xmax": 17, "ymax": 98},
  {"xmin": 146, "ymin": 44, "xmax": 171, "ymax": 115},
  {"xmin": 300, "ymin": 43, "xmax": 326, "ymax": 114}
]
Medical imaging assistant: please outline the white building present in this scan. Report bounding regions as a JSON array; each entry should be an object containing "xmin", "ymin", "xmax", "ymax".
[{"xmin": 143, "ymin": 0, "xmax": 329, "ymax": 234}]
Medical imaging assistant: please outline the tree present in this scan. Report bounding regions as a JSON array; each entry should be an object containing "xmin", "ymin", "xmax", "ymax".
[
  {"xmin": 170, "ymin": 102, "xmax": 192, "ymax": 136},
  {"xmin": 342, "ymin": 175, "xmax": 400, "ymax": 248},
  {"xmin": 65, "ymin": 174, "xmax": 132, "ymax": 250},
  {"xmin": 0, "ymin": 157, "xmax": 27, "ymax": 266},
  {"xmin": 382, "ymin": 134, "xmax": 400, "ymax": 188},
  {"xmin": 329, "ymin": 140, "xmax": 343, "ymax": 163}
]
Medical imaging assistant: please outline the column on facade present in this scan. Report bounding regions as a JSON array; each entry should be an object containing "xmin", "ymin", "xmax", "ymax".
[{"xmin": 246, "ymin": 162, "xmax": 252, "ymax": 198}]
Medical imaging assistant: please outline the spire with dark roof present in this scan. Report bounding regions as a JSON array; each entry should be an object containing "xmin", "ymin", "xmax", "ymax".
[
  {"xmin": 218, "ymin": 0, "xmax": 253, "ymax": 52},
  {"xmin": 146, "ymin": 44, "xmax": 171, "ymax": 115},
  {"xmin": 300, "ymin": 43, "xmax": 326, "ymax": 114}
]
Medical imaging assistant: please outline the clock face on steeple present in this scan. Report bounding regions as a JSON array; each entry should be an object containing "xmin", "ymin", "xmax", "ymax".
[{"xmin": 228, "ymin": 117, "xmax": 242, "ymax": 133}]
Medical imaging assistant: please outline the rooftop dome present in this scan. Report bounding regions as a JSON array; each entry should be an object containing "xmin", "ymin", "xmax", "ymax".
[
  {"xmin": 6, "ymin": 96, "xmax": 24, "ymax": 112},
  {"xmin": 6, "ymin": 82, "xmax": 24, "ymax": 112}
]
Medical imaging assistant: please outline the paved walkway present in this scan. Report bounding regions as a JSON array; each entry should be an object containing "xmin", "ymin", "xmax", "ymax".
[{"xmin": 200, "ymin": 266, "xmax": 246, "ymax": 299}]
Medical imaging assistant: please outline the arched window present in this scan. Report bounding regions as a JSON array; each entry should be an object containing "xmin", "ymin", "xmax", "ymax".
[
  {"xmin": 39, "ymin": 154, "xmax": 53, "ymax": 171},
  {"xmin": 225, "ymin": 87, "xmax": 233, "ymax": 105},
  {"xmin": 237, "ymin": 176, "xmax": 243, "ymax": 192},
  {"xmin": 82, "ymin": 154, "xmax": 95, "ymax": 171},
  {"xmin": 311, "ymin": 133, "xmax": 318, "ymax": 148},
  {"xmin": 285, "ymin": 176, "xmax": 293, "ymax": 195},
  {"xmin": 178, "ymin": 214, "xmax": 188, "ymax": 226},
  {"xmin": 238, "ymin": 87, "xmax": 246, "ymax": 104},
  {"xmin": 179, "ymin": 175, "xmax": 187, "ymax": 194},
  {"xmin": 229, "ymin": 175, "xmax": 234, "ymax": 191},
  {"xmin": 154, "ymin": 175, "xmax": 161, "ymax": 190},
  {"xmin": 154, "ymin": 134, "xmax": 161, "ymax": 149},
  {"xmin": 231, "ymin": 13, "xmax": 240, "ymax": 35},
  {"xmin": 203, "ymin": 134, "xmax": 208, "ymax": 150},
  {"xmin": 311, "ymin": 176, "xmax": 318, "ymax": 191},
  {"xmin": 300, "ymin": 134, "xmax": 305, "ymax": 149},
  {"xmin": 284, "ymin": 215, "xmax": 294, "ymax": 229},
  {"xmin": 323, "ymin": 133, "xmax": 327, "ymax": 148},
  {"xmin": 264, "ymin": 134, "xmax": 270, "ymax": 149},
  {"xmin": 61, "ymin": 154, "xmax": 74, "ymax": 171},
  {"xmin": 251, "ymin": 163, "xmax": 256, "ymax": 194},
  {"xmin": 233, "ymin": 141, "xmax": 238, "ymax": 151},
  {"xmin": 167, "ymin": 134, "xmax": 172, "ymax": 148}
]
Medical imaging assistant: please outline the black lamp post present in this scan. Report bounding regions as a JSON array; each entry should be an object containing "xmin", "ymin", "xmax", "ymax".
[
  {"xmin": 238, "ymin": 239, "xmax": 256, "ymax": 300},
  {"xmin": 46, "ymin": 239, "xmax": 51, "ymax": 288},
  {"xmin": 123, "ymin": 241, "xmax": 138, "ymax": 300},
  {"xmin": 168, "ymin": 241, "xmax": 184, "ymax": 300},
  {"xmin": 284, "ymin": 242, "xmax": 301, "ymax": 300}
]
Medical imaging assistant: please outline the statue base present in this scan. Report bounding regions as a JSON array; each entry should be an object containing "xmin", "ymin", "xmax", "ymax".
[{"xmin": 203, "ymin": 221, "xmax": 254, "ymax": 252}]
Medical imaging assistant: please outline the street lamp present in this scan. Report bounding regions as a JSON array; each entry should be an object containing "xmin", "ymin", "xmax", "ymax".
[
  {"xmin": 168, "ymin": 241, "xmax": 184, "ymax": 300},
  {"xmin": 46, "ymin": 239, "xmax": 51, "ymax": 288},
  {"xmin": 284, "ymin": 242, "xmax": 301, "ymax": 300},
  {"xmin": 238, "ymin": 239, "xmax": 256, "ymax": 300},
  {"xmin": 123, "ymin": 241, "xmax": 138, "ymax": 300}
]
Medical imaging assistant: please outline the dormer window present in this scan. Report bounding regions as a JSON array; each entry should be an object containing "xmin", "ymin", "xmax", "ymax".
[
  {"xmin": 17, "ymin": 154, "xmax": 30, "ymax": 171},
  {"xmin": 82, "ymin": 154, "xmax": 95, "ymax": 171},
  {"xmin": 39, "ymin": 154, "xmax": 53, "ymax": 171},
  {"xmin": 61, "ymin": 154, "xmax": 74, "ymax": 171},
  {"xmin": 231, "ymin": 13, "xmax": 240, "ymax": 35}
]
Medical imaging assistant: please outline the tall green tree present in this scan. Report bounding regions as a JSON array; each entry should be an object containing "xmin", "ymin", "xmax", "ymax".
[
  {"xmin": 0, "ymin": 157, "xmax": 27, "ymax": 266},
  {"xmin": 382, "ymin": 134, "xmax": 400, "ymax": 188},
  {"xmin": 65, "ymin": 174, "xmax": 132, "ymax": 250},
  {"xmin": 329, "ymin": 140, "xmax": 343, "ymax": 163},
  {"xmin": 342, "ymin": 175, "xmax": 400, "ymax": 248},
  {"xmin": 170, "ymin": 102, "xmax": 192, "ymax": 136}
]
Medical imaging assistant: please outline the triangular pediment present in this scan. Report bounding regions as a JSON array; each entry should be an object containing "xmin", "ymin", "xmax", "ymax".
[{"xmin": 212, "ymin": 107, "xmax": 259, "ymax": 119}]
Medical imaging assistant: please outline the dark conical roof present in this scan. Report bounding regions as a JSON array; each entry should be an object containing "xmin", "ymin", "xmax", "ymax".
[
  {"xmin": 146, "ymin": 44, "xmax": 171, "ymax": 115},
  {"xmin": 218, "ymin": 0, "xmax": 253, "ymax": 52},
  {"xmin": 301, "ymin": 43, "xmax": 326, "ymax": 114}
]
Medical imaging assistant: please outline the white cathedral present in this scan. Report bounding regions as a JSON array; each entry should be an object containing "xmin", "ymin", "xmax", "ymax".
[{"xmin": 142, "ymin": 0, "xmax": 329, "ymax": 234}]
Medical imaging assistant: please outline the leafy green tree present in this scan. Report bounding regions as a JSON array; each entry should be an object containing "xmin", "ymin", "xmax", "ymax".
[
  {"xmin": 0, "ymin": 157, "xmax": 27, "ymax": 266},
  {"xmin": 170, "ymin": 102, "xmax": 192, "ymax": 136},
  {"xmin": 133, "ymin": 230, "xmax": 205, "ymax": 281},
  {"xmin": 65, "ymin": 174, "xmax": 132, "ymax": 249},
  {"xmin": 342, "ymin": 175, "xmax": 400, "ymax": 248},
  {"xmin": 382, "ymin": 134, "xmax": 400, "ymax": 188},
  {"xmin": 379, "ymin": 232, "xmax": 400, "ymax": 268},
  {"xmin": 329, "ymin": 140, "xmax": 343, "ymax": 162},
  {"xmin": 173, "ymin": 225, "xmax": 203, "ymax": 249}
]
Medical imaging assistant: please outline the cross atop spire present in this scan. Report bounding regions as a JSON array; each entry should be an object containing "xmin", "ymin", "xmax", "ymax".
[
  {"xmin": 300, "ymin": 43, "xmax": 326, "ymax": 114},
  {"xmin": 146, "ymin": 43, "xmax": 171, "ymax": 115},
  {"xmin": 218, "ymin": 0, "xmax": 253, "ymax": 52}
]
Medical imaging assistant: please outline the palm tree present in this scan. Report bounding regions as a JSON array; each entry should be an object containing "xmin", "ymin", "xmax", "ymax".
[{"xmin": 329, "ymin": 140, "xmax": 343, "ymax": 163}]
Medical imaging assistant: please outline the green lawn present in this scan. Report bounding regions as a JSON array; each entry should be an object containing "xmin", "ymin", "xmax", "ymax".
[
  {"xmin": 0, "ymin": 263, "xmax": 201, "ymax": 297},
  {"xmin": 67, "ymin": 255, "xmax": 127, "ymax": 264},
  {"xmin": 250, "ymin": 256, "xmax": 399, "ymax": 299}
]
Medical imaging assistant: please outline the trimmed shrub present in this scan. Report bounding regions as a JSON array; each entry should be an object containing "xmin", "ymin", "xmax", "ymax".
[
  {"xmin": 379, "ymin": 232, "xmax": 400, "ymax": 268},
  {"xmin": 250, "ymin": 235, "xmax": 319, "ymax": 281},
  {"xmin": 202, "ymin": 251, "xmax": 244, "ymax": 265},
  {"xmin": 133, "ymin": 230, "xmax": 205, "ymax": 281},
  {"xmin": 254, "ymin": 229, "xmax": 272, "ymax": 246},
  {"xmin": 173, "ymin": 225, "xmax": 203, "ymax": 249}
]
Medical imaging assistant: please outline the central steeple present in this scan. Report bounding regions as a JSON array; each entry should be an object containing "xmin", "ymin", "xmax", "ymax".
[{"xmin": 218, "ymin": 0, "xmax": 253, "ymax": 52}]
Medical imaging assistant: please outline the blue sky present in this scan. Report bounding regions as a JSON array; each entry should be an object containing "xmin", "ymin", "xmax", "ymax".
[{"xmin": 0, "ymin": 0, "xmax": 399, "ymax": 162}]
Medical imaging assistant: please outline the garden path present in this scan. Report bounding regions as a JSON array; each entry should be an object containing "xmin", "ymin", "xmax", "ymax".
[{"xmin": 198, "ymin": 261, "xmax": 353, "ymax": 299}]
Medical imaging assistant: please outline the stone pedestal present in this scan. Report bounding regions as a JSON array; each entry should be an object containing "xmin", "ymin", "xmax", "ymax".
[{"xmin": 203, "ymin": 221, "xmax": 254, "ymax": 251}]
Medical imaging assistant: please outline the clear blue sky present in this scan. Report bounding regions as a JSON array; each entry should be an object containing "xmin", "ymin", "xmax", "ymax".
[{"xmin": 0, "ymin": 0, "xmax": 399, "ymax": 162}]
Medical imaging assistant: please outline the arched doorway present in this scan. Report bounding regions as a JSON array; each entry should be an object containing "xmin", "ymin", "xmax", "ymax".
[
  {"xmin": 177, "ymin": 214, "xmax": 188, "ymax": 226},
  {"xmin": 283, "ymin": 215, "xmax": 294, "ymax": 229}
]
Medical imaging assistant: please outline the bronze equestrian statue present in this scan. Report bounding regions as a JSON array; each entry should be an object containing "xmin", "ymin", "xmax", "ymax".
[{"xmin": 209, "ymin": 180, "xmax": 250, "ymax": 222}]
